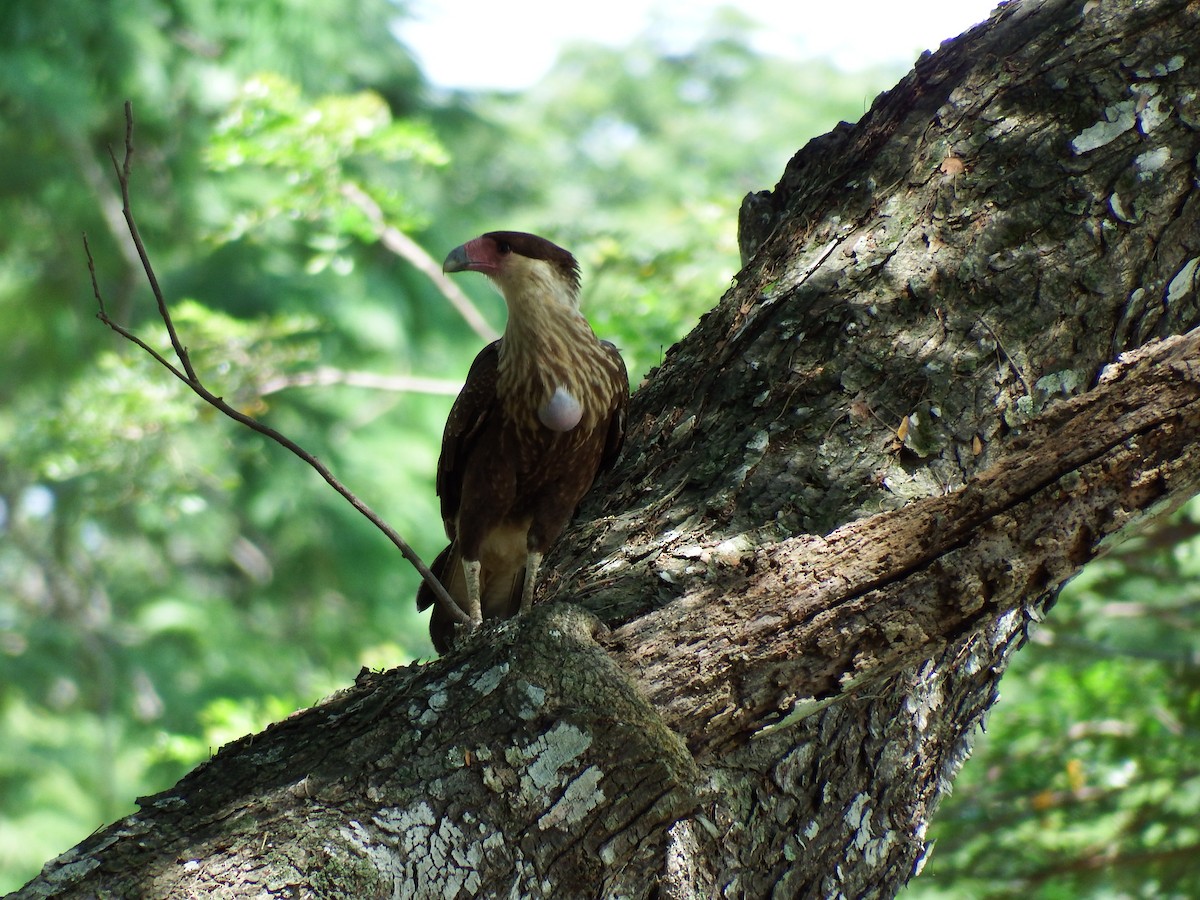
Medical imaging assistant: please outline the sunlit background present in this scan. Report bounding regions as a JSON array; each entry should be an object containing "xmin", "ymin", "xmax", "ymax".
[
  {"xmin": 4, "ymin": 1, "xmax": 1199, "ymax": 896},
  {"xmin": 399, "ymin": 0, "xmax": 997, "ymax": 89}
]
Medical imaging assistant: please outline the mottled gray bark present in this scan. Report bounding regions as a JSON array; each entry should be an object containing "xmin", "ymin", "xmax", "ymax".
[
  {"xmin": 16, "ymin": 0, "xmax": 1200, "ymax": 897},
  {"xmin": 553, "ymin": 0, "xmax": 1200, "ymax": 893}
]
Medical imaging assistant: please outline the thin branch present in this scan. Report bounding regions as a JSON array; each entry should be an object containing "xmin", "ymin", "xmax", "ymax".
[
  {"xmin": 1022, "ymin": 840, "xmax": 1200, "ymax": 886},
  {"xmin": 88, "ymin": 102, "xmax": 471, "ymax": 632},
  {"xmin": 340, "ymin": 181, "xmax": 500, "ymax": 343},
  {"xmin": 68, "ymin": 127, "xmax": 143, "ymax": 276},
  {"xmin": 107, "ymin": 102, "xmax": 198, "ymax": 386},
  {"xmin": 259, "ymin": 366, "xmax": 463, "ymax": 397},
  {"xmin": 86, "ymin": 233, "xmax": 191, "ymax": 384}
]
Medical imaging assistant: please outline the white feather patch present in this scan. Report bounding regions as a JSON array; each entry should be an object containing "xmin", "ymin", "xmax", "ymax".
[{"xmin": 538, "ymin": 385, "xmax": 583, "ymax": 431}]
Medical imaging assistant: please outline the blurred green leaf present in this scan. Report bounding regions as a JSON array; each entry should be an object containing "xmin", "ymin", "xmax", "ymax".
[
  {"xmin": 4, "ymin": 2, "xmax": 1197, "ymax": 897},
  {"xmin": 206, "ymin": 72, "xmax": 448, "ymax": 253}
]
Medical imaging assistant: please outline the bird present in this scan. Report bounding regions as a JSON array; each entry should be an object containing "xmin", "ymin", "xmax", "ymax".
[{"xmin": 417, "ymin": 231, "xmax": 629, "ymax": 652}]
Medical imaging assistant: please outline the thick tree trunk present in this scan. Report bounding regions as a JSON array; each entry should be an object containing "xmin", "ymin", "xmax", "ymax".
[{"xmin": 16, "ymin": 0, "xmax": 1200, "ymax": 896}]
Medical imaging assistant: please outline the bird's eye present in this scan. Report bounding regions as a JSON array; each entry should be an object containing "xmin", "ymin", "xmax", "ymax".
[{"xmin": 496, "ymin": 240, "xmax": 511, "ymax": 254}]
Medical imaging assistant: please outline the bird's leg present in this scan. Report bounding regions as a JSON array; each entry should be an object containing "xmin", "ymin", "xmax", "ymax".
[
  {"xmin": 519, "ymin": 550, "xmax": 544, "ymax": 615},
  {"xmin": 462, "ymin": 558, "xmax": 483, "ymax": 627}
]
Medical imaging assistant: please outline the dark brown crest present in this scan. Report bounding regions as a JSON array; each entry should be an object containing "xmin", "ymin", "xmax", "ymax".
[{"xmin": 482, "ymin": 231, "xmax": 581, "ymax": 295}]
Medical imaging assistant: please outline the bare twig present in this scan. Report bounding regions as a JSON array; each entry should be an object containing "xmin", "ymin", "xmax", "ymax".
[
  {"xmin": 68, "ymin": 126, "xmax": 143, "ymax": 276},
  {"xmin": 86, "ymin": 232, "xmax": 191, "ymax": 383},
  {"xmin": 107, "ymin": 104, "xmax": 197, "ymax": 385},
  {"xmin": 340, "ymin": 181, "xmax": 500, "ymax": 343},
  {"xmin": 258, "ymin": 366, "xmax": 462, "ymax": 397},
  {"xmin": 87, "ymin": 101, "xmax": 471, "ymax": 632}
]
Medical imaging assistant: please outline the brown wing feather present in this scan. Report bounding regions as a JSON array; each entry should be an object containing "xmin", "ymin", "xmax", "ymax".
[
  {"xmin": 598, "ymin": 340, "xmax": 629, "ymax": 476},
  {"xmin": 418, "ymin": 341, "xmax": 500, "ymax": 625},
  {"xmin": 436, "ymin": 340, "xmax": 501, "ymax": 537}
]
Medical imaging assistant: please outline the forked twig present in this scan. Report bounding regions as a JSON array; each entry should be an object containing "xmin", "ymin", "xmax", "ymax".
[{"xmin": 86, "ymin": 101, "xmax": 471, "ymax": 632}]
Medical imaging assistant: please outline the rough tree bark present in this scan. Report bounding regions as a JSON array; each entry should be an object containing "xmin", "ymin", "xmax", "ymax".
[{"xmin": 16, "ymin": 0, "xmax": 1200, "ymax": 896}]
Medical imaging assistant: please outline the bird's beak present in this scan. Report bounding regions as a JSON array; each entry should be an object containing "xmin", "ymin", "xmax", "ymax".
[{"xmin": 442, "ymin": 243, "xmax": 472, "ymax": 274}]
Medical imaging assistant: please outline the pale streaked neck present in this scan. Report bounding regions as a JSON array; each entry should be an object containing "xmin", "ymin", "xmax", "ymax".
[
  {"xmin": 499, "ymin": 281, "xmax": 591, "ymax": 361},
  {"xmin": 495, "ymin": 284, "xmax": 609, "ymax": 430}
]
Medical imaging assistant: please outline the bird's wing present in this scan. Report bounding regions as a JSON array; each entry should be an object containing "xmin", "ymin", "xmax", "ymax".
[
  {"xmin": 437, "ymin": 340, "xmax": 502, "ymax": 536},
  {"xmin": 598, "ymin": 340, "xmax": 629, "ymax": 475}
]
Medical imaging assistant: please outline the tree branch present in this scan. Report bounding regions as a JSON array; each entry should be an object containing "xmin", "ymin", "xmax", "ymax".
[
  {"xmin": 341, "ymin": 181, "xmax": 500, "ymax": 343},
  {"xmin": 257, "ymin": 365, "xmax": 462, "ymax": 397},
  {"xmin": 87, "ymin": 101, "xmax": 471, "ymax": 631},
  {"xmin": 590, "ymin": 330, "xmax": 1200, "ymax": 755}
]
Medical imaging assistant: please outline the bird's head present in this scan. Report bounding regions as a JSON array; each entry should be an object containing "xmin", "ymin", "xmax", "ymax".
[{"xmin": 443, "ymin": 231, "xmax": 581, "ymax": 311}]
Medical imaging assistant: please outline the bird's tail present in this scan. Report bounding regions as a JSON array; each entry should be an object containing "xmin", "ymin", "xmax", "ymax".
[
  {"xmin": 415, "ymin": 543, "xmax": 456, "ymax": 613},
  {"xmin": 416, "ymin": 543, "xmax": 460, "ymax": 653},
  {"xmin": 417, "ymin": 542, "xmax": 525, "ymax": 653}
]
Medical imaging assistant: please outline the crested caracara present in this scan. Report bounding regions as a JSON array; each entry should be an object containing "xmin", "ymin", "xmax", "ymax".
[{"xmin": 417, "ymin": 231, "xmax": 628, "ymax": 652}]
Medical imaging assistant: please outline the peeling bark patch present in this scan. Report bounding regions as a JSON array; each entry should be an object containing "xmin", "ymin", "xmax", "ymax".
[
  {"xmin": 1167, "ymin": 257, "xmax": 1199, "ymax": 305},
  {"xmin": 1134, "ymin": 55, "xmax": 1186, "ymax": 79},
  {"xmin": 371, "ymin": 801, "xmax": 488, "ymax": 897},
  {"xmin": 538, "ymin": 765, "xmax": 605, "ymax": 830},
  {"xmin": 833, "ymin": 787, "xmax": 903, "ymax": 896},
  {"xmin": 470, "ymin": 662, "xmax": 510, "ymax": 696},
  {"xmin": 515, "ymin": 678, "xmax": 547, "ymax": 719},
  {"xmin": 1070, "ymin": 96, "xmax": 1138, "ymax": 154},
  {"xmin": 509, "ymin": 722, "xmax": 593, "ymax": 795},
  {"xmin": 1134, "ymin": 145, "xmax": 1171, "ymax": 175}
]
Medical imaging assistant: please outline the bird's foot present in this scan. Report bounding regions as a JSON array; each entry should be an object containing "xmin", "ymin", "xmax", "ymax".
[
  {"xmin": 519, "ymin": 551, "xmax": 544, "ymax": 615},
  {"xmin": 463, "ymin": 558, "xmax": 484, "ymax": 628}
]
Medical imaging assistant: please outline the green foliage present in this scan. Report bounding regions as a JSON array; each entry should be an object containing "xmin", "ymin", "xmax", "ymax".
[
  {"xmin": 207, "ymin": 72, "xmax": 448, "ymax": 263},
  {"xmin": 1, "ymin": 2, "xmax": 442, "ymax": 889},
  {"xmin": 2, "ymin": 1, "xmax": 1195, "ymax": 896}
]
